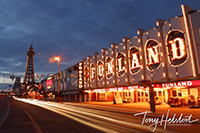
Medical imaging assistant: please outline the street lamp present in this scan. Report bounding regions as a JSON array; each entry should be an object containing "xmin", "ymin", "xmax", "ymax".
[
  {"xmin": 139, "ymin": 80, "xmax": 156, "ymax": 112},
  {"xmin": 54, "ymin": 56, "xmax": 60, "ymax": 101}
]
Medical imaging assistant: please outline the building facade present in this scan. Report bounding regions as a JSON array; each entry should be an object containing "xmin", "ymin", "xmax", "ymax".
[
  {"xmin": 78, "ymin": 5, "xmax": 200, "ymax": 104},
  {"xmin": 41, "ymin": 63, "xmax": 80, "ymax": 101},
  {"xmin": 41, "ymin": 5, "xmax": 200, "ymax": 104}
]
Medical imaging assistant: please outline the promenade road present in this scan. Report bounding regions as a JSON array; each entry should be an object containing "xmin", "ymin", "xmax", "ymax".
[
  {"xmin": 0, "ymin": 96, "xmax": 9, "ymax": 127},
  {"xmin": 0, "ymin": 96, "xmax": 37, "ymax": 133},
  {"xmin": 1, "ymin": 97, "xmax": 200, "ymax": 133}
]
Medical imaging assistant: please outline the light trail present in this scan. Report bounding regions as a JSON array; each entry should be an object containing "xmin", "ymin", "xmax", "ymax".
[{"xmin": 14, "ymin": 97, "xmax": 174, "ymax": 133}]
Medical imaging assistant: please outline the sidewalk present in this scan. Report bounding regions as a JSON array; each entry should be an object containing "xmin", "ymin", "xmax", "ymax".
[{"xmin": 66, "ymin": 101, "xmax": 200, "ymax": 122}]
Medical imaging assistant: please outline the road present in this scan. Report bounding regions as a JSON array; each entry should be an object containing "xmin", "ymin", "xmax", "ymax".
[
  {"xmin": 1, "ymin": 97, "xmax": 200, "ymax": 133},
  {"xmin": 15, "ymin": 98, "xmax": 155, "ymax": 133}
]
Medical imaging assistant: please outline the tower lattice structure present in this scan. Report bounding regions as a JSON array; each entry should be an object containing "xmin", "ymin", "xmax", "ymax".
[{"xmin": 23, "ymin": 44, "xmax": 35, "ymax": 83}]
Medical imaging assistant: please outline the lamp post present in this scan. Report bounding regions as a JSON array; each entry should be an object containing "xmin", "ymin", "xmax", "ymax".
[
  {"xmin": 139, "ymin": 80, "xmax": 156, "ymax": 112},
  {"xmin": 55, "ymin": 57, "xmax": 60, "ymax": 101}
]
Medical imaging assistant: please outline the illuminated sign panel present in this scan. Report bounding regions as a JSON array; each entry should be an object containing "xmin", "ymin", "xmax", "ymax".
[
  {"xmin": 84, "ymin": 66, "xmax": 89, "ymax": 83},
  {"xmin": 106, "ymin": 57, "xmax": 113, "ymax": 79},
  {"xmin": 46, "ymin": 78, "xmax": 53, "ymax": 89},
  {"xmin": 78, "ymin": 62, "xmax": 84, "ymax": 89},
  {"xmin": 145, "ymin": 40, "xmax": 161, "ymax": 71},
  {"xmin": 153, "ymin": 80, "xmax": 200, "ymax": 88},
  {"xmin": 90, "ymin": 63, "xmax": 95, "ymax": 82},
  {"xmin": 166, "ymin": 30, "xmax": 187, "ymax": 67},
  {"xmin": 84, "ymin": 86, "xmax": 143, "ymax": 93},
  {"xmin": 129, "ymin": 46, "xmax": 141, "ymax": 75},
  {"xmin": 38, "ymin": 83, "xmax": 41, "ymax": 89},
  {"xmin": 97, "ymin": 61, "xmax": 104, "ymax": 80},
  {"xmin": 116, "ymin": 52, "xmax": 125, "ymax": 77}
]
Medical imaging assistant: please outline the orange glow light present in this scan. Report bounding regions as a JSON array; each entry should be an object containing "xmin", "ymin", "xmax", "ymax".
[{"xmin": 54, "ymin": 57, "xmax": 60, "ymax": 61}]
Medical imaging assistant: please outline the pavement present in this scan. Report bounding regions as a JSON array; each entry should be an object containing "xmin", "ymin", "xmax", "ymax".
[{"xmin": 0, "ymin": 96, "xmax": 39, "ymax": 133}]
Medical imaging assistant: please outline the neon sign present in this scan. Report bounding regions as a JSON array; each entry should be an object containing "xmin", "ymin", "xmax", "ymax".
[
  {"xmin": 166, "ymin": 30, "xmax": 187, "ymax": 66},
  {"xmin": 145, "ymin": 40, "xmax": 161, "ymax": 71},
  {"xmin": 116, "ymin": 52, "xmax": 125, "ymax": 77},
  {"xmin": 129, "ymin": 46, "xmax": 141, "ymax": 75},
  {"xmin": 90, "ymin": 63, "xmax": 95, "ymax": 82},
  {"xmin": 97, "ymin": 60, "xmax": 104, "ymax": 80},
  {"xmin": 82, "ymin": 28, "xmax": 190, "ymax": 87},
  {"xmin": 84, "ymin": 66, "xmax": 89, "ymax": 83},
  {"xmin": 84, "ymin": 86, "xmax": 142, "ymax": 93},
  {"xmin": 78, "ymin": 62, "xmax": 83, "ymax": 89},
  {"xmin": 170, "ymin": 38, "xmax": 186, "ymax": 60},
  {"xmin": 106, "ymin": 57, "xmax": 113, "ymax": 79},
  {"xmin": 153, "ymin": 80, "xmax": 200, "ymax": 88},
  {"xmin": 46, "ymin": 78, "xmax": 53, "ymax": 88},
  {"xmin": 38, "ymin": 83, "xmax": 41, "ymax": 89}
]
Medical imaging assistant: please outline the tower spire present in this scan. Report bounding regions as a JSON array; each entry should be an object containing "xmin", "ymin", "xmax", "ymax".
[{"xmin": 23, "ymin": 44, "xmax": 35, "ymax": 83}]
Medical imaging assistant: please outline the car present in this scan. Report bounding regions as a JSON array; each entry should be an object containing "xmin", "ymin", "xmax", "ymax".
[
  {"xmin": 122, "ymin": 98, "xmax": 132, "ymax": 103},
  {"xmin": 167, "ymin": 97, "xmax": 182, "ymax": 107}
]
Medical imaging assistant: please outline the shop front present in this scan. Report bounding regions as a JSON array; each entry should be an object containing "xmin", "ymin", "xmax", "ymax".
[
  {"xmin": 61, "ymin": 91, "xmax": 80, "ymax": 102},
  {"xmin": 153, "ymin": 80, "xmax": 200, "ymax": 106},
  {"xmin": 84, "ymin": 86, "xmax": 141, "ymax": 103},
  {"xmin": 84, "ymin": 80, "xmax": 200, "ymax": 105}
]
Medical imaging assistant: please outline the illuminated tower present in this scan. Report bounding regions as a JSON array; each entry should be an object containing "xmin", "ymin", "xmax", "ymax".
[{"xmin": 23, "ymin": 44, "xmax": 35, "ymax": 83}]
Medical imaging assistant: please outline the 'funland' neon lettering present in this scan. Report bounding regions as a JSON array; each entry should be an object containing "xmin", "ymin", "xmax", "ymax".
[
  {"xmin": 147, "ymin": 45, "xmax": 160, "ymax": 65},
  {"xmin": 131, "ymin": 52, "xmax": 140, "ymax": 69},
  {"xmin": 169, "ymin": 37, "xmax": 186, "ymax": 60},
  {"xmin": 117, "ymin": 58, "xmax": 125, "ymax": 72}
]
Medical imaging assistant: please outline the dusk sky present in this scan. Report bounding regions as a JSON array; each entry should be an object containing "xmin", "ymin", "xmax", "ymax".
[{"xmin": 0, "ymin": 0, "xmax": 199, "ymax": 90}]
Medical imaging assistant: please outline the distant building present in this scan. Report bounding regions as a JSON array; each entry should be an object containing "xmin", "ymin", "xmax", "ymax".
[{"xmin": 12, "ymin": 77, "xmax": 21, "ymax": 96}]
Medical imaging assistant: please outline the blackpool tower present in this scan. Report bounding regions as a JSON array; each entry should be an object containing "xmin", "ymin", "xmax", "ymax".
[{"xmin": 23, "ymin": 44, "xmax": 35, "ymax": 83}]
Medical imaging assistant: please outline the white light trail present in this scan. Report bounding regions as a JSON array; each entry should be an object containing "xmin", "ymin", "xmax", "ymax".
[{"xmin": 14, "ymin": 97, "xmax": 173, "ymax": 133}]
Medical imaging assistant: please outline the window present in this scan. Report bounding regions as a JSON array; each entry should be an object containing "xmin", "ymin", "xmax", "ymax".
[
  {"xmin": 158, "ymin": 91, "xmax": 162, "ymax": 97},
  {"xmin": 123, "ymin": 92, "xmax": 127, "ymax": 97},
  {"xmin": 178, "ymin": 90, "xmax": 182, "ymax": 97},
  {"xmin": 141, "ymin": 98, "xmax": 144, "ymax": 102},
  {"xmin": 154, "ymin": 91, "xmax": 157, "ymax": 97},
  {"xmin": 141, "ymin": 92, "xmax": 144, "ymax": 97},
  {"xmin": 120, "ymin": 92, "xmax": 123, "ymax": 97},
  {"xmin": 129, "ymin": 92, "xmax": 131, "ymax": 97},
  {"xmin": 172, "ymin": 90, "xmax": 177, "ymax": 97},
  {"xmin": 146, "ymin": 98, "xmax": 148, "ymax": 102},
  {"xmin": 145, "ymin": 92, "xmax": 148, "ymax": 97},
  {"xmin": 138, "ymin": 98, "xmax": 140, "ymax": 102},
  {"xmin": 138, "ymin": 92, "xmax": 140, "ymax": 97}
]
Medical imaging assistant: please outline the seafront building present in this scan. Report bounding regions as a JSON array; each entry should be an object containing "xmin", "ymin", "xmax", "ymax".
[{"xmin": 41, "ymin": 5, "xmax": 200, "ymax": 104}]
